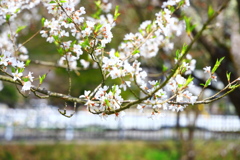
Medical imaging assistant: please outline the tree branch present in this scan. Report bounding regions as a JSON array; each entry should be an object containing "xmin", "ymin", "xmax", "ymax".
[{"xmin": 0, "ymin": 75, "xmax": 86, "ymax": 104}]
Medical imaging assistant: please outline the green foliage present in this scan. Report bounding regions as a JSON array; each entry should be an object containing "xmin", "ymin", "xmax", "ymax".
[
  {"xmin": 114, "ymin": 5, "xmax": 120, "ymax": 20},
  {"xmin": 204, "ymin": 78, "xmax": 212, "ymax": 87},
  {"xmin": 16, "ymin": 26, "xmax": 26, "ymax": 34},
  {"xmin": 212, "ymin": 57, "xmax": 224, "ymax": 73},
  {"xmin": 49, "ymin": 0, "xmax": 56, "ymax": 4},
  {"xmin": 39, "ymin": 74, "xmax": 46, "ymax": 84},
  {"xmin": 5, "ymin": 14, "xmax": 11, "ymax": 22},
  {"xmin": 92, "ymin": 0, "xmax": 102, "ymax": 19},
  {"xmin": 0, "ymin": 140, "xmax": 238, "ymax": 160},
  {"xmin": 226, "ymin": 72, "xmax": 231, "ymax": 82},
  {"xmin": 132, "ymin": 49, "xmax": 140, "ymax": 55},
  {"xmin": 25, "ymin": 60, "xmax": 31, "ymax": 67},
  {"xmin": 162, "ymin": 64, "xmax": 168, "ymax": 72},
  {"xmin": 184, "ymin": 16, "xmax": 196, "ymax": 35},
  {"xmin": 208, "ymin": 5, "xmax": 215, "ymax": 18},
  {"xmin": 41, "ymin": 17, "xmax": 45, "ymax": 26},
  {"xmin": 185, "ymin": 75, "xmax": 194, "ymax": 86}
]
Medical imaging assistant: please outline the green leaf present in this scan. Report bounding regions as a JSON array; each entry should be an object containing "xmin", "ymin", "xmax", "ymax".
[
  {"xmin": 95, "ymin": 0, "xmax": 101, "ymax": 7},
  {"xmin": 11, "ymin": 67, "xmax": 16, "ymax": 73},
  {"xmin": 168, "ymin": 6, "xmax": 175, "ymax": 12},
  {"xmin": 229, "ymin": 84, "xmax": 238, "ymax": 89},
  {"xmin": 18, "ymin": 68, "xmax": 25, "ymax": 73},
  {"xmin": 154, "ymin": 81, "xmax": 160, "ymax": 87},
  {"xmin": 81, "ymin": 22, "xmax": 87, "ymax": 30},
  {"xmin": 114, "ymin": 5, "xmax": 120, "ymax": 20},
  {"xmin": 146, "ymin": 23, "xmax": 152, "ymax": 33},
  {"xmin": 114, "ymin": 51, "xmax": 120, "ymax": 57},
  {"xmin": 181, "ymin": 44, "xmax": 188, "ymax": 55},
  {"xmin": 80, "ymin": 39, "xmax": 90, "ymax": 48},
  {"xmin": 132, "ymin": 49, "xmax": 140, "ymax": 55},
  {"xmin": 185, "ymin": 75, "xmax": 194, "ymax": 86},
  {"xmin": 184, "ymin": 16, "xmax": 196, "ymax": 35},
  {"xmin": 104, "ymin": 99, "xmax": 110, "ymax": 107},
  {"xmin": 6, "ymin": 14, "xmax": 11, "ymax": 22},
  {"xmin": 162, "ymin": 65, "xmax": 168, "ymax": 72},
  {"xmin": 208, "ymin": 5, "xmax": 215, "ymax": 18},
  {"xmin": 25, "ymin": 60, "xmax": 31, "ymax": 67},
  {"xmin": 205, "ymin": 79, "xmax": 212, "ymax": 87},
  {"xmin": 14, "ymin": 8, "xmax": 20, "ymax": 14},
  {"xmin": 92, "ymin": 0, "xmax": 102, "ymax": 19},
  {"xmin": 212, "ymin": 57, "xmax": 224, "ymax": 73},
  {"xmin": 41, "ymin": 17, "xmax": 46, "ymax": 26},
  {"xmin": 39, "ymin": 74, "xmax": 46, "ymax": 84},
  {"xmin": 53, "ymin": 35, "xmax": 59, "ymax": 42},
  {"xmin": 49, "ymin": 0, "xmax": 56, "ymax": 3},
  {"xmin": 60, "ymin": 0, "xmax": 67, "ymax": 3},
  {"xmin": 94, "ymin": 23, "xmax": 103, "ymax": 32},
  {"xmin": 57, "ymin": 48, "xmax": 64, "ymax": 55},
  {"xmin": 175, "ymin": 50, "xmax": 180, "ymax": 59},
  {"xmin": 16, "ymin": 26, "xmax": 26, "ymax": 33},
  {"xmin": 66, "ymin": 17, "xmax": 73, "ymax": 23},
  {"xmin": 22, "ymin": 77, "xmax": 29, "ymax": 82},
  {"xmin": 226, "ymin": 72, "xmax": 231, "ymax": 82}
]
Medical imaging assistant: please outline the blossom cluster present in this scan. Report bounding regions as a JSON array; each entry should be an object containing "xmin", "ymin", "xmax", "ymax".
[
  {"xmin": 0, "ymin": 0, "xmax": 227, "ymax": 120},
  {"xmin": 136, "ymin": 74, "xmax": 197, "ymax": 116},
  {"xmin": 40, "ymin": 0, "xmax": 115, "ymax": 70},
  {"xmin": 80, "ymin": 85, "xmax": 125, "ymax": 119},
  {"xmin": 0, "ymin": 50, "xmax": 34, "ymax": 91},
  {"xmin": 203, "ymin": 66, "xmax": 218, "ymax": 85},
  {"xmin": 0, "ymin": 0, "xmax": 41, "ymax": 25}
]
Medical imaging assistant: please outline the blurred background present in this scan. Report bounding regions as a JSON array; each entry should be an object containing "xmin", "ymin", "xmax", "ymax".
[{"xmin": 0, "ymin": 0, "xmax": 240, "ymax": 160}]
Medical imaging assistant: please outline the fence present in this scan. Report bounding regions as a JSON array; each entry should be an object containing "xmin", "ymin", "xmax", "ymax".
[{"xmin": 0, "ymin": 104, "xmax": 240, "ymax": 141}]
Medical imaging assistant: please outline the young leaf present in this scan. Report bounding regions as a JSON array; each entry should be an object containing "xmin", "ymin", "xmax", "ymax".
[
  {"xmin": 6, "ymin": 14, "xmax": 11, "ymax": 22},
  {"xmin": 22, "ymin": 77, "xmax": 29, "ymax": 82},
  {"xmin": 114, "ymin": 5, "xmax": 120, "ymax": 20},
  {"xmin": 181, "ymin": 44, "xmax": 188, "ymax": 55},
  {"xmin": 80, "ymin": 38, "xmax": 90, "ymax": 48},
  {"xmin": 60, "ymin": 0, "xmax": 67, "ymax": 3},
  {"xmin": 212, "ymin": 57, "xmax": 224, "ymax": 73},
  {"xmin": 146, "ymin": 23, "xmax": 152, "ymax": 33},
  {"xmin": 66, "ymin": 17, "xmax": 73, "ymax": 23},
  {"xmin": 114, "ymin": 51, "xmax": 120, "ymax": 57},
  {"xmin": 11, "ymin": 67, "xmax": 16, "ymax": 73},
  {"xmin": 94, "ymin": 23, "xmax": 103, "ymax": 33},
  {"xmin": 226, "ymin": 72, "xmax": 231, "ymax": 82},
  {"xmin": 18, "ymin": 68, "xmax": 25, "ymax": 73},
  {"xmin": 205, "ymin": 79, "xmax": 212, "ymax": 87},
  {"xmin": 185, "ymin": 75, "xmax": 194, "ymax": 86},
  {"xmin": 208, "ymin": 5, "xmax": 215, "ymax": 18},
  {"xmin": 132, "ymin": 49, "xmax": 140, "ymax": 55},
  {"xmin": 14, "ymin": 8, "xmax": 20, "ymax": 14},
  {"xmin": 41, "ymin": 17, "xmax": 46, "ymax": 26},
  {"xmin": 184, "ymin": 16, "xmax": 196, "ymax": 35},
  {"xmin": 16, "ymin": 26, "xmax": 26, "ymax": 34},
  {"xmin": 95, "ymin": 0, "xmax": 101, "ymax": 7},
  {"xmin": 175, "ymin": 50, "xmax": 180, "ymax": 60},
  {"xmin": 162, "ymin": 64, "xmax": 168, "ymax": 72},
  {"xmin": 25, "ymin": 60, "xmax": 31, "ymax": 67},
  {"xmin": 39, "ymin": 74, "xmax": 46, "ymax": 84}
]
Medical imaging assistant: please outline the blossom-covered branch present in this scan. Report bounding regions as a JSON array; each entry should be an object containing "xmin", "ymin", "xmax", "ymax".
[{"xmin": 0, "ymin": 0, "xmax": 239, "ymax": 119}]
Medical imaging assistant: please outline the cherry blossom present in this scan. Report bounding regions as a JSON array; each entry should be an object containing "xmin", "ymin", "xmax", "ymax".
[{"xmin": 0, "ymin": 0, "xmax": 234, "ymax": 120}]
